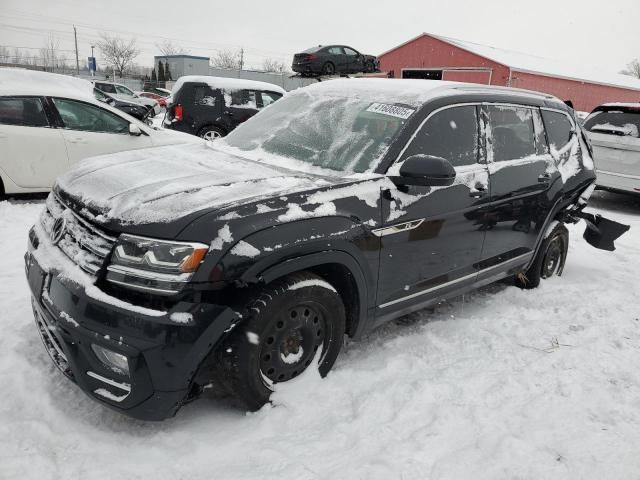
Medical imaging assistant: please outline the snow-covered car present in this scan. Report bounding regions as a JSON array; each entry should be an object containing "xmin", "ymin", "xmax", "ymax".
[
  {"xmin": 165, "ymin": 76, "xmax": 285, "ymax": 139},
  {"xmin": 0, "ymin": 68, "xmax": 201, "ymax": 195},
  {"xmin": 584, "ymin": 103, "xmax": 640, "ymax": 195},
  {"xmin": 25, "ymin": 79, "xmax": 628, "ymax": 420},
  {"xmin": 93, "ymin": 81, "xmax": 160, "ymax": 114}
]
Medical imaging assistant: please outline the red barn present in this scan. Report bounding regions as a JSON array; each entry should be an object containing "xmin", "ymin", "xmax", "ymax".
[{"xmin": 378, "ymin": 33, "xmax": 640, "ymax": 112}]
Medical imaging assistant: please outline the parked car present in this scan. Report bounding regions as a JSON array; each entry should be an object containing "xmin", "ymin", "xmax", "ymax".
[
  {"xmin": 138, "ymin": 91, "xmax": 167, "ymax": 108},
  {"xmin": 0, "ymin": 68, "xmax": 200, "ymax": 195},
  {"xmin": 92, "ymin": 81, "xmax": 160, "ymax": 114},
  {"xmin": 584, "ymin": 103, "xmax": 640, "ymax": 195},
  {"xmin": 93, "ymin": 88, "xmax": 153, "ymax": 121},
  {"xmin": 292, "ymin": 45, "xmax": 379, "ymax": 76},
  {"xmin": 164, "ymin": 75, "xmax": 285, "ymax": 139},
  {"xmin": 25, "ymin": 79, "xmax": 628, "ymax": 420}
]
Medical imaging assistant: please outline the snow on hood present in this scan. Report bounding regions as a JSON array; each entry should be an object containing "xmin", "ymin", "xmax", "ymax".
[
  {"xmin": 0, "ymin": 67, "xmax": 94, "ymax": 98},
  {"xmin": 55, "ymin": 143, "xmax": 329, "ymax": 224}
]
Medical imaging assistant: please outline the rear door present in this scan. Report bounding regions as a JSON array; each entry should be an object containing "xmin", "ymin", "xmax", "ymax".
[
  {"xmin": 51, "ymin": 97, "xmax": 152, "ymax": 164},
  {"xmin": 226, "ymin": 89, "xmax": 259, "ymax": 125},
  {"xmin": 326, "ymin": 46, "xmax": 347, "ymax": 72},
  {"xmin": 376, "ymin": 104, "xmax": 490, "ymax": 318},
  {"xmin": 479, "ymin": 104, "xmax": 560, "ymax": 272},
  {"xmin": 0, "ymin": 96, "xmax": 69, "ymax": 189}
]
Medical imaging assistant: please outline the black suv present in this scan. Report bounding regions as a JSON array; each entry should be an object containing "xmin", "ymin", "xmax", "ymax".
[
  {"xmin": 164, "ymin": 76, "xmax": 285, "ymax": 139},
  {"xmin": 25, "ymin": 79, "xmax": 627, "ymax": 420},
  {"xmin": 292, "ymin": 45, "xmax": 379, "ymax": 76}
]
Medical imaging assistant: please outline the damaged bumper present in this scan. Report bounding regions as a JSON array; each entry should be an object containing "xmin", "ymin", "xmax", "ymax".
[{"xmin": 25, "ymin": 229, "xmax": 237, "ymax": 421}]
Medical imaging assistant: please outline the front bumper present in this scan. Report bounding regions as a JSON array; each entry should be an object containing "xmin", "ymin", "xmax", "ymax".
[{"xmin": 25, "ymin": 231, "xmax": 238, "ymax": 421}]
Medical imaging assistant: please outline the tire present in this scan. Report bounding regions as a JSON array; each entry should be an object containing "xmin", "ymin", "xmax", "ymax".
[
  {"xmin": 516, "ymin": 223, "xmax": 569, "ymax": 289},
  {"xmin": 219, "ymin": 271, "xmax": 345, "ymax": 411},
  {"xmin": 322, "ymin": 62, "xmax": 335, "ymax": 75},
  {"xmin": 198, "ymin": 126, "xmax": 225, "ymax": 140}
]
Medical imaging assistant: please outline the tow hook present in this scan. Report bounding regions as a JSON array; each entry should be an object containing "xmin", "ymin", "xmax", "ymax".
[{"xmin": 562, "ymin": 209, "xmax": 630, "ymax": 251}]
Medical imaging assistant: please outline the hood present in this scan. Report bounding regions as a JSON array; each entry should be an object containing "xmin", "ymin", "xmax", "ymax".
[{"xmin": 55, "ymin": 143, "xmax": 333, "ymax": 230}]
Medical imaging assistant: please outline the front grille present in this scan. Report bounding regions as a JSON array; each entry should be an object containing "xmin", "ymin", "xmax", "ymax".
[
  {"xmin": 40, "ymin": 194, "xmax": 116, "ymax": 276},
  {"xmin": 32, "ymin": 301, "xmax": 73, "ymax": 379}
]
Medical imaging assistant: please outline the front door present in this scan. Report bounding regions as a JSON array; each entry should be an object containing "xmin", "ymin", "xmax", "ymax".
[
  {"xmin": 0, "ymin": 96, "xmax": 69, "ymax": 189},
  {"xmin": 51, "ymin": 97, "xmax": 152, "ymax": 164},
  {"xmin": 478, "ymin": 104, "xmax": 561, "ymax": 270},
  {"xmin": 376, "ymin": 104, "xmax": 490, "ymax": 319}
]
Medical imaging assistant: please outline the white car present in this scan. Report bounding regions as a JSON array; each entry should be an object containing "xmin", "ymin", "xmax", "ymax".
[
  {"xmin": 0, "ymin": 68, "xmax": 200, "ymax": 195},
  {"xmin": 584, "ymin": 103, "xmax": 640, "ymax": 195}
]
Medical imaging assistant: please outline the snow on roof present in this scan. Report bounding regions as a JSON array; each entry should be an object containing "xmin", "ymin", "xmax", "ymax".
[
  {"xmin": 384, "ymin": 33, "xmax": 640, "ymax": 92},
  {"xmin": 172, "ymin": 75, "xmax": 286, "ymax": 95},
  {"xmin": 600, "ymin": 102, "xmax": 640, "ymax": 108},
  {"xmin": 0, "ymin": 67, "xmax": 95, "ymax": 98}
]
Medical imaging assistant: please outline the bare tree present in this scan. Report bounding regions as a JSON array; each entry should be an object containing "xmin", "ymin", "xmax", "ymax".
[
  {"xmin": 262, "ymin": 58, "xmax": 288, "ymax": 73},
  {"xmin": 0, "ymin": 46, "xmax": 10, "ymax": 63},
  {"xmin": 97, "ymin": 33, "xmax": 140, "ymax": 77},
  {"xmin": 12, "ymin": 47, "xmax": 22, "ymax": 64},
  {"xmin": 210, "ymin": 49, "xmax": 242, "ymax": 70},
  {"xmin": 156, "ymin": 40, "xmax": 190, "ymax": 56},
  {"xmin": 40, "ymin": 33, "xmax": 60, "ymax": 71},
  {"xmin": 621, "ymin": 59, "xmax": 640, "ymax": 79}
]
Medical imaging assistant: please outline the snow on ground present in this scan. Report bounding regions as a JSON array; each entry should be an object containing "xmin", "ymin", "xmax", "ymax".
[{"xmin": 1, "ymin": 192, "xmax": 639, "ymax": 480}]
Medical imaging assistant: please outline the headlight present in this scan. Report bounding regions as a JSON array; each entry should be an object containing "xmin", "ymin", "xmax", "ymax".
[{"xmin": 106, "ymin": 234, "xmax": 208, "ymax": 295}]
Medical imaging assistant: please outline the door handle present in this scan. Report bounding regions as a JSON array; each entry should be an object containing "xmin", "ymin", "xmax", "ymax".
[{"xmin": 538, "ymin": 173, "xmax": 551, "ymax": 183}]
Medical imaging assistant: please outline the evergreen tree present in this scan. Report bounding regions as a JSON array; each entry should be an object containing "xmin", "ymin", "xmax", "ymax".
[
  {"xmin": 157, "ymin": 61, "xmax": 166, "ymax": 82},
  {"xmin": 164, "ymin": 61, "xmax": 171, "ymax": 81},
  {"xmin": 151, "ymin": 68, "xmax": 157, "ymax": 82}
]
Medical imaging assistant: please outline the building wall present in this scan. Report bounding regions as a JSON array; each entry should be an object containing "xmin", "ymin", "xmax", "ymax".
[
  {"xmin": 510, "ymin": 71, "xmax": 640, "ymax": 112},
  {"xmin": 378, "ymin": 35, "xmax": 510, "ymax": 86}
]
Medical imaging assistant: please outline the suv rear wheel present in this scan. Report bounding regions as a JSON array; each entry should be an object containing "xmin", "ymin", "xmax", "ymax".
[
  {"xmin": 219, "ymin": 271, "xmax": 345, "ymax": 410},
  {"xmin": 516, "ymin": 223, "xmax": 569, "ymax": 289},
  {"xmin": 198, "ymin": 126, "xmax": 225, "ymax": 140}
]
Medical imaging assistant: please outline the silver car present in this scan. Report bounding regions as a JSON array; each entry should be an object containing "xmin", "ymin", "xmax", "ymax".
[{"xmin": 584, "ymin": 103, "xmax": 640, "ymax": 195}]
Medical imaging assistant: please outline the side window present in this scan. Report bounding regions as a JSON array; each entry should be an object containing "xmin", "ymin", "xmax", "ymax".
[
  {"xmin": 401, "ymin": 105, "xmax": 479, "ymax": 167},
  {"xmin": 487, "ymin": 105, "xmax": 536, "ymax": 162},
  {"xmin": 259, "ymin": 91, "xmax": 282, "ymax": 108},
  {"xmin": 96, "ymin": 83, "xmax": 117, "ymax": 94},
  {"xmin": 0, "ymin": 97, "xmax": 49, "ymax": 127},
  {"xmin": 343, "ymin": 47, "xmax": 357, "ymax": 56},
  {"xmin": 53, "ymin": 98, "xmax": 129, "ymax": 134},
  {"xmin": 229, "ymin": 90, "xmax": 257, "ymax": 109},
  {"xmin": 541, "ymin": 110, "xmax": 574, "ymax": 150},
  {"xmin": 115, "ymin": 85, "xmax": 134, "ymax": 96},
  {"xmin": 194, "ymin": 86, "xmax": 220, "ymax": 107},
  {"xmin": 327, "ymin": 47, "xmax": 343, "ymax": 55}
]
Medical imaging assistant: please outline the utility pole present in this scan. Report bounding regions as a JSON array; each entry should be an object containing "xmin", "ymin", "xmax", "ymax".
[
  {"xmin": 73, "ymin": 25, "xmax": 80, "ymax": 75},
  {"xmin": 239, "ymin": 48, "xmax": 244, "ymax": 77}
]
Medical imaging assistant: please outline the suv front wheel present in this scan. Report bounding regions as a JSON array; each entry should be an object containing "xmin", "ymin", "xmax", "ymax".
[{"xmin": 219, "ymin": 271, "xmax": 345, "ymax": 410}]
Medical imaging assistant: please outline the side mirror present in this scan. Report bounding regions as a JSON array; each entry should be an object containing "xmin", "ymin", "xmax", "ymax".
[
  {"xmin": 393, "ymin": 155, "xmax": 456, "ymax": 187},
  {"xmin": 129, "ymin": 123, "xmax": 142, "ymax": 136}
]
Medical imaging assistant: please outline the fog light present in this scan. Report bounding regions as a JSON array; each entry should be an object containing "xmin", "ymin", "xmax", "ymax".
[{"xmin": 91, "ymin": 344, "xmax": 130, "ymax": 376}]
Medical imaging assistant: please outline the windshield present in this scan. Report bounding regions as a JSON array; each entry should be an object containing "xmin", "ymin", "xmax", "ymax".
[
  {"xmin": 584, "ymin": 110, "xmax": 640, "ymax": 138},
  {"xmin": 222, "ymin": 89, "xmax": 416, "ymax": 173}
]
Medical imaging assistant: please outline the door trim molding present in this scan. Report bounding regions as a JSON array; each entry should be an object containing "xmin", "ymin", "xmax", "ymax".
[{"xmin": 372, "ymin": 219, "xmax": 424, "ymax": 237}]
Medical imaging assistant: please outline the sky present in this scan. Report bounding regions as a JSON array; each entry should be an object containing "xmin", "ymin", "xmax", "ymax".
[{"xmin": 0, "ymin": 0, "xmax": 638, "ymax": 74}]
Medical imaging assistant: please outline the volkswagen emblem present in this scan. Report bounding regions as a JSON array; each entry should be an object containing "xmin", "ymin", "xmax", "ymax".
[{"xmin": 51, "ymin": 216, "xmax": 67, "ymax": 245}]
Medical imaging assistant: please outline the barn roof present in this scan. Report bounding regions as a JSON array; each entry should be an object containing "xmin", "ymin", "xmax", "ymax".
[{"xmin": 381, "ymin": 33, "xmax": 640, "ymax": 92}]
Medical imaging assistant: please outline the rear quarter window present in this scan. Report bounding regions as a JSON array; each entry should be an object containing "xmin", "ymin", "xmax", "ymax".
[
  {"xmin": 541, "ymin": 110, "xmax": 574, "ymax": 149},
  {"xmin": 0, "ymin": 97, "xmax": 49, "ymax": 127}
]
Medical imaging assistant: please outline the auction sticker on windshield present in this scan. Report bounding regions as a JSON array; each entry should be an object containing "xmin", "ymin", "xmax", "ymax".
[{"xmin": 366, "ymin": 103, "xmax": 415, "ymax": 120}]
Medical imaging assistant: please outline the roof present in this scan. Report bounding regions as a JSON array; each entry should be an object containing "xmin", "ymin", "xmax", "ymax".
[
  {"xmin": 0, "ymin": 67, "xmax": 95, "ymax": 99},
  {"xmin": 381, "ymin": 33, "xmax": 640, "ymax": 92},
  {"xmin": 172, "ymin": 75, "xmax": 286, "ymax": 95},
  {"xmin": 154, "ymin": 54, "xmax": 210, "ymax": 61},
  {"xmin": 298, "ymin": 78, "xmax": 563, "ymax": 107}
]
